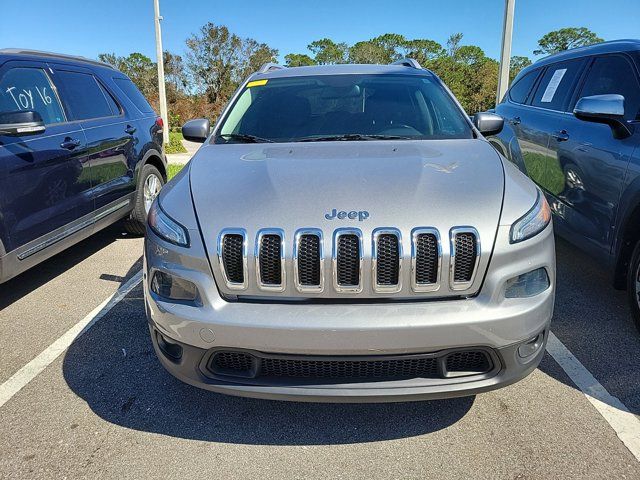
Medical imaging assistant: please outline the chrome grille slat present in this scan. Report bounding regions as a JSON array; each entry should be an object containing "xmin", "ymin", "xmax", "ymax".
[
  {"xmin": 372, "ymin": 228, "xmax": 402, "ymax": 293},
  {"xmin": 411, "ymin": 227, "xmax": 442, "ymax": 292},
  {"xmin": 449, "ymin": 227, "xmax": 480, "ymax": 291}
]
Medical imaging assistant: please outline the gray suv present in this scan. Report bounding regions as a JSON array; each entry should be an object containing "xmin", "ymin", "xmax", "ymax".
[
  {"xmin": 492, "ymin": 40, "xmax": 640, "ymax": 333},
  {"xmin": 143, "ymin": 60, "xmax": 555, "ymax": 402}
]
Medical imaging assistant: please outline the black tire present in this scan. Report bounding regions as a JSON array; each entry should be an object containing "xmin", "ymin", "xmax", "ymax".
[
  {"xmin": 124, "ymin": 164, "xmax": 165, "ymax": 236},
  {"xmin": 626, "ymin": 240, "xmax": 640, "ymax": 334}
]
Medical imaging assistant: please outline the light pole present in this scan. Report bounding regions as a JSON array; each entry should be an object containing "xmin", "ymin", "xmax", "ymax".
[
  {"xmin": 153, "ymin": 0, "xmax": 169, "ymax": 145},
  {"xmin": 496, "ymin": 0, "xmax": 516, "ymax": 105}
]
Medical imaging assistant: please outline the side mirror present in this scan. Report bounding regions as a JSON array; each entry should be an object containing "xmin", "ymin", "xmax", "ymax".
[
  {"xmin": 0, "ymin": 110, "xmax": 45, "ymax": 136},
  {"xmin": 182, "ymin": 118, "xmax": 210, "ymax": 143},
  {"xmin": 473, "ymin": 112, "xmax": 504, "ymax": 136},
  {"xmin": 574, "ymin": 94, "xmax": 634, "ymax": 139}
]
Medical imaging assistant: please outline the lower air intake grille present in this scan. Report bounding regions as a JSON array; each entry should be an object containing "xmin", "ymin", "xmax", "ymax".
[
  {"xmin": 446, "ymin": 351, "xmax": 490, "ymax": 373},
  {"xmin": 207, "ymin": 349, "xmax": 494, "ymax": 381},
  {"xmin": 453, "ymin": 232, "xmax": 478, "ymax": 283},
  {"xmin": 415, "ymin": 233, "xmax": 439, "ymax": 284},
  {"xmin": 261, "ymin": 356, "xmax": 438, "ymax": 379},
  {"xmin": 210, "ymin": 351, "xmax": 255, "ymax": 378},
  {"xmin": 336, "ymin": 234, "xmax": 360, "ymax": 286},
  {"xmin": 376, "ymin": 234, "xmax": 400, "ymax": 285},
  {"xmin": 221, "ymin": 234, "xmax": 244, "ymax": 284},
  {"xmin": 259, "ymin": 234, "xmax": 282, "ymax": 285},
  {"xmin": 297, "ymin": 234, "xmax": 321, "ymax": 286}
]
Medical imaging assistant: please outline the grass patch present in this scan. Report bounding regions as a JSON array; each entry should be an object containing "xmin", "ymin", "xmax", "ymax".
[
  {"xmin": 167, "ymin": 163, "xmax": 184, "ymax": 180},
  {"xmin": 165, "ymin": 131, "xmax": 187, "ymax": 154}
]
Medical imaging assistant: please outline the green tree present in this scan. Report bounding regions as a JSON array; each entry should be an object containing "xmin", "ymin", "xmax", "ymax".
[
  {"xmin": 534, "ymin": 27, "xmax": 603, "ymax": 55},
  {"xmin": 98, "ymin": 52, "xmax": 157, "ymax": 98},
  {"xmin": 404, "ymin": 39, "xmax": 445, "ymax": 65},
  {"xmin": 284, "ymin": 53, "xmax": 317, "ymax": 67},
  {"xmin": 509, "ymin": 55, "xmax": 532, "ymax": 82},
  {"xmin": 163, "ymin": 51, "xmax": 188, "ymax": 104},
  {"xmin": 308, "ymin": 38, "xmax": 349, "ymax": 64},
  {"xmin": 446, "ymin": 33, "xmax": 464, "ymax": 57},
  {"xmin": 349, "ymin": 40, "xmax": 390, "ymax": 64},
  {"xmin": 427, "ymin": 34, "xmax": 498, "ymax": 113},
  {"xmin": 185, "ymin": 22, "xmax": 277, "ymax": 105},
  {"xmin": 240, "ymin": 38, "xmax": 279, "ymax": 79},
  {"xmin": 185, "ymin": 23, "xmax": 243, "ymax": 104},
  {"xmin": 370, "ymin": 33, "xmax": 407, "ymax": 62}
]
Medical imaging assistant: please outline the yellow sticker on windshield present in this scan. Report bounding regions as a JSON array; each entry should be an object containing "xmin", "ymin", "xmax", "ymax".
[{"xmin": 247, "ymin": 79, "xmax": 268, "ymax": 88}]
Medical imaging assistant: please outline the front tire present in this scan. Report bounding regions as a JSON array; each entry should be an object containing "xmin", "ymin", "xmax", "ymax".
[
  {"xmin": 626, "ymin": 240, "xmax": 640, "ymax": 334},
  {"xmin": 124, "ymin": 164, "xmax": 164, "ymax": 235}
]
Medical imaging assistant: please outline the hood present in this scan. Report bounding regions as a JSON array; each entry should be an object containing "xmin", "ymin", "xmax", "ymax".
[{"xmin": 189, "ymin": 139, "xmax": 504, "ymax": 299}]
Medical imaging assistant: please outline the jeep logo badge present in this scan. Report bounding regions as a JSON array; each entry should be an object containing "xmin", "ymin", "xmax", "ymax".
[{"xmin": 324, "ymin": 209, "xmax": 370, "ymax": 222}]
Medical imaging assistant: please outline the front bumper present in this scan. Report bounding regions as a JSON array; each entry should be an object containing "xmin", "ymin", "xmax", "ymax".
[
  {"xmin": 143, "ymin": 221, "xmax": 555, "ymax": 402},
  {"xmin": 149, "ymin": 323, "xmax": 547, "ymax": 403}
]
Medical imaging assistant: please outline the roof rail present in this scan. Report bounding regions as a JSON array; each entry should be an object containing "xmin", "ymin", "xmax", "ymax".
[
  {"xmin": 0, "ymin": 49, "xmax": 115, "ymax": 69},
  {"xmin": 258, "ymin": 63, "xmax": 286, "ymax": 74},
  {"xmin": 391, "ymin": 58, "xmax": 422, "ymax": 70}
]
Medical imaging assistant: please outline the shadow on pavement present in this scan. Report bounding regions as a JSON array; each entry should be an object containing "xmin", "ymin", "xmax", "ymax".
[
  {"xmin": 538, "ymin": 237, "xmax": 640, "ymax": 414},
  {"xmin": 0, "ymin": 222, "xmax": 138, "ymax": 311},
  {"xmin": 62, "ymin": 284, "xmax": 474, "ymax": 445}
]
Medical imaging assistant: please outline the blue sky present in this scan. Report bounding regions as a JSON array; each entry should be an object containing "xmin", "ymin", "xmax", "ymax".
[{"xmin": 1, "ymin": 0, "xmax": 638, "ymax": 63}]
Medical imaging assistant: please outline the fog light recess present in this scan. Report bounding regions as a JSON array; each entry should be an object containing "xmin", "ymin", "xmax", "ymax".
[
  {"xmin": 518, "ymin": 332, "xmax": 544, "ymax": 359},
  {"xmin": 505, "ymin": 268, "xmax": 550, "ymax": 298},
  {"xmin": 156, "ymin": 332, "xmax": 183, "ymax": 361},
  {"xmin": 151, "ymin": 270, "xmax": 198, "ymax": 301}
]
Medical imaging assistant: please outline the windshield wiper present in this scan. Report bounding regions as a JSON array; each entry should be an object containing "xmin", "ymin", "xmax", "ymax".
[
  {"xmin": 297, "ymin": 134, "xmax": 414, "ymax": 142},
  {"xmin": 217, "ymin": 133, "xmax": 274, "ymax": 143}
]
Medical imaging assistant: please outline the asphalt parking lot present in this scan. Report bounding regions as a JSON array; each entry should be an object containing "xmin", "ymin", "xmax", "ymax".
[{"xmin": 1, "ymin": 222, "xmax": 639, "ymax": 479}]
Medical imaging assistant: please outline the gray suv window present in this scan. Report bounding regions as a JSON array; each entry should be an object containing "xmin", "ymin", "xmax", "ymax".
[
  {"xmin": 578, "ymin": 55, "xmax": 640, "ymax": 121},
  {"xmin": 508, "ymin": 69, "xmax": 539, "ymax": 104},
  {"xmin": 0, "ymin": 67, "xmax": 65, "ymax": 124},
  {"xmin": 531, "ymin": 60, "xmax": 583, "ymax": 112}
]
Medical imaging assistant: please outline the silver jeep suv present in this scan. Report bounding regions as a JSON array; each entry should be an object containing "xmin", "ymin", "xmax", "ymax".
[{"xmin": 143, "ymin": 60, "xmax": 555, "ymax": 402}]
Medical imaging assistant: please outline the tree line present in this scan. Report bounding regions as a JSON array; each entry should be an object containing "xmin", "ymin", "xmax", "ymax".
[{"xmin": 98, "ymin": 24, "xmax": 602, "ymax": 127}]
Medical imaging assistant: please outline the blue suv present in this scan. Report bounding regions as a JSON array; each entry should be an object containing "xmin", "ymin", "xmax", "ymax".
[
  {"xmin": 0, "ymin": 49, "xmax": 167, "ymax": 284},
  {"xmin": 492, "ymin": 40, "xmax": 640, "ymax": 332}
]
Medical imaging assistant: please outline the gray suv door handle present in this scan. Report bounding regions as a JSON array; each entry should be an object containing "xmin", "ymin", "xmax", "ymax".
[
  {"xmin": 60, "ymin": 137, "xmax": 81, "ymax": 150},
  {"xmin": 552, "ymin": 130, "xmax": 570, "ymax": 142}
]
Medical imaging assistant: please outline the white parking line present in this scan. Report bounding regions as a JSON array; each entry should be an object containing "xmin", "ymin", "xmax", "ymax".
[
  {"xmin": 0, "ymin": 270, "xmax": 142, "ymax": 409},
  {"xmin": 546, "ymin": 331, "xmax": 640, "ymax": 462}
]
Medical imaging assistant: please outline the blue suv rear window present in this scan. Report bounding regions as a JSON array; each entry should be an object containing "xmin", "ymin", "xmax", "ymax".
[{"xmin": 113, "ymin": 78, "xmax": 154, "ymax": 114}]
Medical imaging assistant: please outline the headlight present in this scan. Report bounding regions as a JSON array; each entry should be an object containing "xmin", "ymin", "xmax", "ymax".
[
  {"xmin": 148, "ymin": 199, "xmax": 189, "ymax": 247},
  {"xmin": 509, "ymin": 190, "xmax": 551, "ymax": 244}
]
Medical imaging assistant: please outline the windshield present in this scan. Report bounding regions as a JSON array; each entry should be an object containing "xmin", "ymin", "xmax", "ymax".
[{"xmin": 215, "ymin": 74, "xmax": 473, "ymax": 143}]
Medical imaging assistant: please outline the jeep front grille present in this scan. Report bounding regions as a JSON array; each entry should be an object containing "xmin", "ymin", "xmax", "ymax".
[
  {"xmin": 372, "ymin": 228, "xmax": 402, "ymax": 292},
  {"xmin": 450, "ymin": 228, "xmax": 480, "ymax": 290},
  {"xmin": 294, "ymin": 230, "xmax": 323, "ymax": 292},
  {"xmin": 333, "ymin": 229, "xmax": 363, "ymax": 292},
  {"xmin": 256, "ymin": 229, "xmax": 285, "ymax": 291},
  {"xmin": 216, "ymin": 226, "xmax": 481, "ymax": 296},
  {"xmin": 411, "ymin": 228, "xmax": 441, "ymax": 292},
  {"xmin": 217, "ymin": 229, "xmax": 247, "ymax": 290}
]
